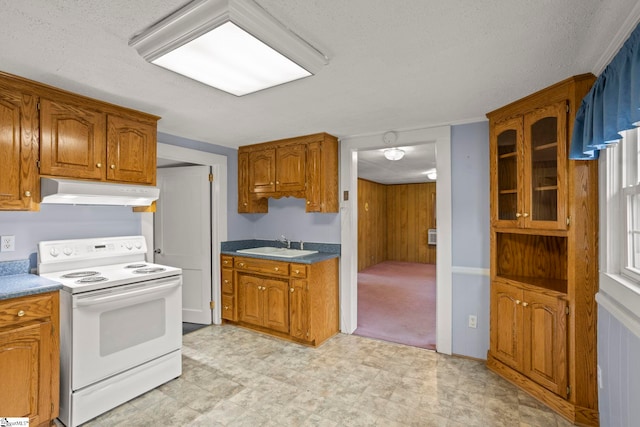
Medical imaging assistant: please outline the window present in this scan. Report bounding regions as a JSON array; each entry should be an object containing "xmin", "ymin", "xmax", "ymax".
[{"xmin": 621, "ymin": 128, "xmax": 640, "ymax": 282}]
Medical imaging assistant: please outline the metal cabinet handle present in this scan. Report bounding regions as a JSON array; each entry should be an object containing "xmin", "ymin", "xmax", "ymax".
[
  {"xmin": 290, "ymin": 288, "xmax": 294, "ymax": 293},
  {"xmin": 96, "ymin": 163, "xmax": 102, "ymax": 168},
  {"xmin": 515, "ymin": 299, "xmax": 521, "ymax": 305},
  {"xmin": 294, "ymin": 269, "xmax": 300, "ymax": 274},
  {"xmin": 17, "ymin": 310, "xmax": 25, "ymax": 317},
  {"xmin": 110, "ymin": 164, "xmax": 116, "ymax": 169},
  {"xmin": 274, "ymin": 267, "xmax": 279, "ymax": 271},
  {"xmin": 224, "ymin": 305, "xmax": 229, "ymax": 310},
  {"xmin": 522, "ymin": 302, "xmax": 529, "ymax": 307},
  {"xmin": 515, "ymin": 213, "xmax": 522, "ymax": 218},
  {"xmin": 24, "ymin": 191, "xmax": 31, "ymax": 197},
  {"xmin": 523, "ymin": 213, "xmax": 529, "ymax": 218}
]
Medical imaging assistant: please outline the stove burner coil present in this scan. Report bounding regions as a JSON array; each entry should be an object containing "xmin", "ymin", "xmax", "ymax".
[
  {"xmin": 62, "ymin": 271, "xmax": 100, "ymax": 278},
  {"xmin": 125, "ymin": 264, "xmax": 147, "ymax": 269},
  {"xmin": 133, "ymin": 267, "xmax": 166, "ymax": 274},
  {"xmin": 75, "ymin": 276, "xmax": 108, "ymax": 283}
]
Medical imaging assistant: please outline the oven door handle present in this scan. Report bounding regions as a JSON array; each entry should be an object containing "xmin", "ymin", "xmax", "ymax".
[{"xmin": 75, "ymin": 278, "xmax": 181, "ymax": 307}]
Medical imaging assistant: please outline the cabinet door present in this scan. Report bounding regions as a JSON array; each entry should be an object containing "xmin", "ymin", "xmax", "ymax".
[
  {"xmin": 0, "ymin": 86, "xmax": 38, "ymax": 210},
  {"xmin": 490, "ymin": 281, "xmax": 523, "ymax": 370},
  {"xmin": 276, "ymin": 144, "xmax": 306, "ymax": 192},
  {"xmin": 263, "ymin": 278, "xmax": 289, "ymax": 333},
  {"xmin": 0, "ymin": 322, "xmax": 53, "ymax": 426},
  {"xmin": 523, "ymin": 102, "xmax": 567, "ymax": 230},
  {"xmin": 249, "ymin": 148, "xmax": 276, "ymax": 193},
  {"xmin": 523, "ymin": 291, "xmax": 568, "ymax": 397},
  {"xmin": 40, "ymin": 98, "xmax": 106, "ymax": 180},
  {"xmin": 106, "ymin": 115, "xmax": 156, "ymax": 184},
  {"xmin": 305, "ymin": 141, "xmax": 322, "ymax": 212},
  {"xmin": 238, "ymin": 152, "xmax": 268, "ymax": 213},
  {"xmin": 490, "ymin": 117, "xmax": 523, "ymax": 228},
  {"xmin": 289, "ymin": 279, "xmax": 309, "ymax": 340},
  {"xmin": 237, "ymin": 274, "xmax": 263, "ymax": 326}
]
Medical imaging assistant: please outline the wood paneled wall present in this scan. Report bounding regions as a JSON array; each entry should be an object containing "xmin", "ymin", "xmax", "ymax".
[
  {"xmin": 387, "ymin": 183, "xmax": 437, "ymax": 264},
  {"xmin": 358, "ymin": 179, "xmax": 437, "ymax": 270},
  {"xmin": 358, "ymin": 179, "xmax": 387, "ymax": 270}
]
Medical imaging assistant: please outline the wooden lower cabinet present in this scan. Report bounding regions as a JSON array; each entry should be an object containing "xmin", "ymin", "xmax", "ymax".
[
  {"xmin": 237, "ymin": 273, "xmax": 289, "ymax": 333},
  {"xmin": 490, "ymin": 281, "xmax": 568, "ymax": 398},
  {"xmin": 0, "ymin": 291, "xmax": 59, "ymax": 426},
  {"xmin": 221, "ymin": 254, "xmax": 338, "ymax": 346}
]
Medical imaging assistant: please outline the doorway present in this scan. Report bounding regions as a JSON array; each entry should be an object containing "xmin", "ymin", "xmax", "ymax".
[
  {"xmin": 141, "ymin": 142, "xmax": 228, "ymax": 326},
  {"xmin": 354, "ymin": 144, "xmax": 437, "ymax": 349},
  {"xmin": 339, "ymin": 126, "xmax": 452, "ymax": 355}
]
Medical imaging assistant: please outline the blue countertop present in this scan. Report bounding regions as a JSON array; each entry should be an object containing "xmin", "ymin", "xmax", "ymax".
[
  {"xmin": 0, "ymin": 259, "xmax": 62, "ymax": 301},
  {"xmin": 221, "ymin": 239, "xmax": 340, "ymax": 264}
]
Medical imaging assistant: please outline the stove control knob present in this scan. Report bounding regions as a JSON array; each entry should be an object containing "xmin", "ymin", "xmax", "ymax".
[
  {"xmin": 125, "ymin": 242, "xmax": 133, "ymax": 250},
  {"xmin": 63, "ymin": 247, "xmax": 73, "ymax": 256},
  {"xmin": 135, "ymin": 241, "xmax": 142, "ymax": 249},
  {"xmin": 49, "ymin": 248, "xmax": 60, "ymax": 257}
]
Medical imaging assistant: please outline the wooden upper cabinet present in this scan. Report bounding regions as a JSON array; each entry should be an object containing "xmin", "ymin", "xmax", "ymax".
[
  {"xmin": 238, "ymin": 151, "xmax": 268, "ymax": 213},
  {"xmin": 275, "ymin": 144, "xmax": 306, "ymax": 192},
  {"xmin": 107, "ymin": 115, "xmax": 156, "ymax": 185},
  {"xmin": 0, "ymin": 83, "xmax": 39, "ymax": 210},
  {"xmin": 249, "ymin": 148, "xmax": 276, "ymax": 193},
  {"xmin": 490, "ymin": 101, "xmax": 568, "ymax": 230},
  {"xmin": 39, "ymin": 97, "xmax": 106, "ymax": 180},
  {"xmin": 239, "ymin": 133, "xmax": 338, "ymax": 213}
]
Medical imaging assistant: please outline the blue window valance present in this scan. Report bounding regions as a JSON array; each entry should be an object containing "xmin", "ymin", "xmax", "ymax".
[{"xmin": 569, "ymin": 22, "xmax": 640, "ymax": 160}]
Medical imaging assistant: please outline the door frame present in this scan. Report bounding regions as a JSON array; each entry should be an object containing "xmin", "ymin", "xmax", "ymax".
[
  {"xmin": 141, "ymin": 142, "xmax": 228, "ymax": 325},
  {"xmin": 340, "ymin": 125, "xmax": 452, "ymax": 354}
]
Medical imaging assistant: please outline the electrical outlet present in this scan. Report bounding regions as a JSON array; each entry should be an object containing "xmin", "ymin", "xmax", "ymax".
[
  {"xmin": 1, "ymin": 235, "xmax": 15, "ymax": 252},
  {"xmin": 468, "ymin": 315, "xmax": 477, "ymax": 329}
]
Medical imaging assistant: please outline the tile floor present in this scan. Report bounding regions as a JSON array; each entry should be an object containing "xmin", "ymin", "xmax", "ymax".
[{"xmin": 83, "ymin": 325, "xmax": 575, "ymax": 426}]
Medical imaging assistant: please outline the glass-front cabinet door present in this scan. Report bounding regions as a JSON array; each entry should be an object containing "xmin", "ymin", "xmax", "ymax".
[
  {"xmin": 491, "ymin": 117, "xmax": 523, "ymax": 228},
  {"xmin": 523, "ymin": 102, "xmax": 567, "ymax": 230}
]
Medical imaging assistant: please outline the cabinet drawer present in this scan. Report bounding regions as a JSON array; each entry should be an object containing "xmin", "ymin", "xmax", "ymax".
[
  {"xmin": 234, "ymin": 257, "xmax": 290, "ymax": 277},
  {"xmin": 0, "ymin": 293, "xmax": 54, "ymax": 328},
  {"xmin": 221, "ymin": 295, "xmax": 235, "ymax": 320},
  {"xmin": 221, "ymin": 270, "xmax": 234, "ymax": 294},
  {"xmin": 290, "ymin": 264, "xmax": 308, "ymax": 278},
  {"xmin": 221, "ymin": 255, "xmax": 234, "ymax": 269}
]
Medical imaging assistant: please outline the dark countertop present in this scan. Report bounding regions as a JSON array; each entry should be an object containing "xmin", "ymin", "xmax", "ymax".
[
  {"xmin": 221, "ymin": 239, "xmax": 340, "ymax": 265},
  {"xmin": 0, "ymin": 259, "xmax": 62, "ymax": 301}
]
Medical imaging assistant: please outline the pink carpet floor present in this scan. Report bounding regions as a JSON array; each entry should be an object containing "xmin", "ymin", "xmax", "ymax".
[{"xmin": 354, "ymin": 261, "xmax": 436, "ymax": 350}]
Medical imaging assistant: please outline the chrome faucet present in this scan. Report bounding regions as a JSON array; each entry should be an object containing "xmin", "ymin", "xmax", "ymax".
[{"xmin": 277, "ymin": 234, "xmax": 291, "ymax": 249}]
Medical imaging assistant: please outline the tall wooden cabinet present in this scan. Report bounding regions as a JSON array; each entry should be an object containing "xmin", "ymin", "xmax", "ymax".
[
  {"xmin": 487, "ymin": 74, "xmax": 599, "ymax": 426},
  {"xmin": 238, "ymin": 133, "xmax": 338, "ymax": 213},
  {"xmin": 0, "ymin": 70, "xmax": 159, "ymax": 211}
]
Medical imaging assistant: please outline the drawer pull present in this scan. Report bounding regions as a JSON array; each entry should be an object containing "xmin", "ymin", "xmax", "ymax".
[
  {"xmin": 17, "ymin": 310, "xmax": 25, "ymax": 317},
  {"xmin": 294, "ymin": 269, "xmax": 300, "ymax": 274},
  {"xmin": 290, "ymin": 288, "xmax": 294, "ymax": 293},
  {"xmin": 239, "ymin": 262, "xmax": 245, "ymax": 267},
  {"xmin": 224, "ymin": 280, "xmax": 229, "ymax": 284},
  {"xmin": 110, "ymin": 164, "xmax": 116, "ymax": 169},
  {"xmin": 515, "ymin": 300, "xmax": 521, "ymax": 305},
  {"xmin": 24, "ymin": 191, "xmax": 31, "ymax": 197},
  {"xmin": 274, "ymin": 267, "xmax": 279, "ymax": 271},
  {"xmin": 522, "ymin": 302, "xmax": 529, "ymax": 307},
  {"xmin": 224, "ymin": 305, "xmax": 229, "ymax": 310}
]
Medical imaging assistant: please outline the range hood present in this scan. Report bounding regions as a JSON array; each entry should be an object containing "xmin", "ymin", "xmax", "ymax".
[{"xmin": 40, "ymin": 178, "xmax": 159, "ymax": 206}]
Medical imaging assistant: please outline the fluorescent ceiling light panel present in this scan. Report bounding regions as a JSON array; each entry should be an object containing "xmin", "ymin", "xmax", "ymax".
[{"xmin": 129, "ymin": 0, "xmax": 328, "ymax": 96}]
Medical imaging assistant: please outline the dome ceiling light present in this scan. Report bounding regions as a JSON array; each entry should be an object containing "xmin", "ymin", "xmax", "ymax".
[{"xmin": 383, "ymin": 148, "xmax": 405, "ymax": 161}]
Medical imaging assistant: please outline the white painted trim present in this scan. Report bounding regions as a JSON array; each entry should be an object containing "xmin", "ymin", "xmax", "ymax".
[
  {"xmin": 451, "ymin": 266, "xmax": 490, "ymax": 276},
  {"xmin": 597, "ymin": 274, "xmax": 640, "ymax": 339},
  {"xmin": 592, "ymin": 9, "xmax": 640, "ymax": 75},
  {"xmin": 145, "ymin": 142, "xmax": 228, "ymax": 325},
  {"xmin": 339, "ymin": 125, "xmax": 453, "ymax": 355}
]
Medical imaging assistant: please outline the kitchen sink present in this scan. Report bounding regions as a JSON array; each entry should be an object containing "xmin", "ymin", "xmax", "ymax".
[{"xmin": 236, "ymin": 247, "xmax": 318, "ymax": 258}]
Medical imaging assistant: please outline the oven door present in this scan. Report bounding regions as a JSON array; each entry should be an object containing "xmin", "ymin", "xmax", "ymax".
[{"xmin": 71, "ymin": 275, "xmax": 182, "ymax": 390}]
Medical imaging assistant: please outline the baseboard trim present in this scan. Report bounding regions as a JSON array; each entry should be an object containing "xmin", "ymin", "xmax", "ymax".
[{"xmin": 486, "ymin": 354, "xmax": 599, "ymax": 427}]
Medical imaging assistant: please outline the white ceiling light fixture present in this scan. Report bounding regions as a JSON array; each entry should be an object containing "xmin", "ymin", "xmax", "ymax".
[
  {"xmin": 129, "ymin": 0, "xmax": 329, "ymax": 96},
  {"xmin": 384, "ymin": 148, "xmax": 405, "ymax": 161}
]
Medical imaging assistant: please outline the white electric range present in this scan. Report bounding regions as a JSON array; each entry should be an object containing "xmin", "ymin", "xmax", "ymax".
[{"xmin": 38, "ymin": 236, "xmax": 183, "ymax": 427}]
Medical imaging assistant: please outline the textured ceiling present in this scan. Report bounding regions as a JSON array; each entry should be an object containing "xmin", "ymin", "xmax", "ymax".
[{"xmin": 1, "ymin": 1, "xmax": 639, "ymax": 182}]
